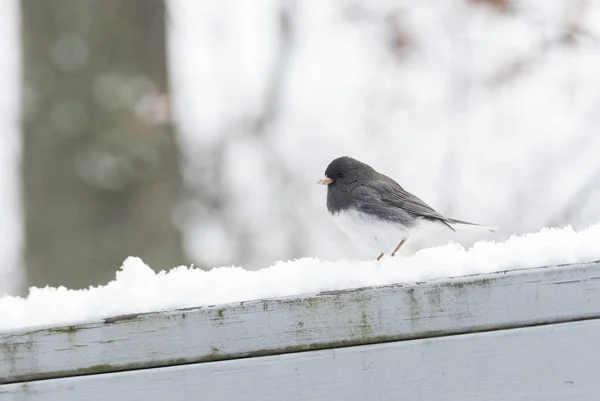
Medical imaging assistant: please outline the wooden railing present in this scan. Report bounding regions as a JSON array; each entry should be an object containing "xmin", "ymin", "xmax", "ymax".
[{"xmin": 2, "ymin": 261, "xmax": 600, "ymax": 400}]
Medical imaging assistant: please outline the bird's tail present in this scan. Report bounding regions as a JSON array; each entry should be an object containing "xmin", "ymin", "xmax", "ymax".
[{"xmin": 447, "ymin": 218, "xmax": 498, "ymax": 233}]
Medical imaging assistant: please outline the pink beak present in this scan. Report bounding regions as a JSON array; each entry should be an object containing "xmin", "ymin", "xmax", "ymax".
[{"xmin": 318, "ymin": 176, "xmax": 333, "ymax": 185}]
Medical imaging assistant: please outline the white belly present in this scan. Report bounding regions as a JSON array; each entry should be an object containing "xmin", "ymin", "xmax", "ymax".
[{"xmin": 331, "ymin": 209, "xmax": 410, "ymax": 253}]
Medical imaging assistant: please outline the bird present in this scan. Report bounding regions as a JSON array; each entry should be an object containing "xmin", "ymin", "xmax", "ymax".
[{"xmin": 318, "ymin": 156, "xmax": 497, "ymax": 260}]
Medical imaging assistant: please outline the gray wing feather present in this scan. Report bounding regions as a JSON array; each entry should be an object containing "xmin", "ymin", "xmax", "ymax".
[
  {"xmin": 351, "ymin": 173, "xmax": 494, "ymax": 232},
  {"xmin": 356, "ymin": 174, "xmax": 455, "ymax": 229},
  {"xmin": 374, "ymin": 176, "xmax": 448, "ymax": 219}
]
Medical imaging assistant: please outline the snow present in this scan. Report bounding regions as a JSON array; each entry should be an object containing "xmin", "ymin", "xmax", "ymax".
[{"xmin": 2, "ymin": 223, "xmax": 600, "ymax": 333}]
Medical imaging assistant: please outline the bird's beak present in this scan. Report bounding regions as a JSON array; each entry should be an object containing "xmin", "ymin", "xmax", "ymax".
[{"xmin": 318, "ymin": 176, "xmax": 333, "ymax": 185}]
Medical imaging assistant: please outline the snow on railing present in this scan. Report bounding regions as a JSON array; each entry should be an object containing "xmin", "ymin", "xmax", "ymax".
[{"xmin": 1, "ymin": 225, "xmax": 600, "ymax": 400}]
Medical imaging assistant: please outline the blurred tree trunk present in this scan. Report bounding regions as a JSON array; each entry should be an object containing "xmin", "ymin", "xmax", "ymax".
[{"xmin": 20, "ymin": 0, "xmax": 186, "ymax": 291}]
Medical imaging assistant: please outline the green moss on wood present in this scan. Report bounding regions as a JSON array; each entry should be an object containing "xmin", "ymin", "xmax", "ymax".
[
  {"xmin": 405, "ymin": 288, "xmax": 420, "ymax": 320},
  {"xmin": 306, "ymin": 297, "xmax": 320, "ymax": 309},
  {"xmin": 360, "ymin": 312, "xmax": 373, "ymax": 338},
  {"xmin": 210, "ymin": 308, "xmax": 226, "ymax": 326},
  {"xmin": 48, "ymin": 325, "xmax": 81, "ymax": 334},
  {"xmin": 427, "ymin": 287, "xmax": 443, "ymax": 311}
]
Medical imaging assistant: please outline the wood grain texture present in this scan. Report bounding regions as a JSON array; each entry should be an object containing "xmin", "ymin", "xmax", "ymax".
[
  {"xmin": 2, "ymin": 319, "xmax": 599, "ymax": 401},
  {"xmin": 1, "ymin": 261, "xmax": 600, "ymax": 384}
]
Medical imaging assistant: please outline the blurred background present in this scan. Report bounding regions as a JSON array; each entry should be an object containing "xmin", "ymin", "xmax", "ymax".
[{"xmin": 1, "ymin": 0, "xmax": 600, "ymax": 296}]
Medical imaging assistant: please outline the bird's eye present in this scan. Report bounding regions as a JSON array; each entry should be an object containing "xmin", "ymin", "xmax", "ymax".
[{"xmin": 337, "ymin": 172, "xmax": 344, "ymax": 179}]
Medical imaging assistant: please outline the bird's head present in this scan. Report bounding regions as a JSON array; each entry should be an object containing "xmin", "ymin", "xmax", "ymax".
[{"xmin": 318, "ymin": 156, "xmax": 374, "ymax": 188}]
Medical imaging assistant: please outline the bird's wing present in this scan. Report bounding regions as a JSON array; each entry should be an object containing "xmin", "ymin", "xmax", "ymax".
[{"xmin": 366, "ymin": 174, "xmax": 450, "ymax": 222}]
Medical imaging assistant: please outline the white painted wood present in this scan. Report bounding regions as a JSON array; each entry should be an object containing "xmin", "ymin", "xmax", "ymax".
[
  {"xmin": 1, "ymin": 261, "xmax": 600, "ymax": 383},
  {"xmin": 2, "ymin": 319, "xmax": 599, "ymax": 401}
]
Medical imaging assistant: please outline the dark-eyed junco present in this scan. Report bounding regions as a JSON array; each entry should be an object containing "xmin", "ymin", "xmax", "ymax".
[{"xmin": 318, "ymin": 156, "xmax": 497, "ymax": 260}]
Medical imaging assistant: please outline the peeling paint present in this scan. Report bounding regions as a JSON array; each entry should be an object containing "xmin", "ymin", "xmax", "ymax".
[{"xmin": 104, "ymin": 314, "xmax": 142, "ymax": 324}]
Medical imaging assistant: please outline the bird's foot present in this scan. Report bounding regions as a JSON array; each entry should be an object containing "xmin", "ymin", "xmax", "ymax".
[
  {"xmin": 376, "ymin": 252, "xmax": 384, "ymax": 261},
  {"xmin": 391, "ymin": 239, "xmax": 407, "ymax": 258}
]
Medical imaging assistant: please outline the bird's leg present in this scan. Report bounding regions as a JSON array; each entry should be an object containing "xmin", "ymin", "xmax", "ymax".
[
  {"xmin": 391, "ymin": 239, "xmax": 406, "ymax": 258},
  {"xmin": 376, "ymin": 252, "xmax": 384, "ymax": 261}
]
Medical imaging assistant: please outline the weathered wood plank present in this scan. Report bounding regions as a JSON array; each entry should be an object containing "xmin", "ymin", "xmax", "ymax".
[
  {"xmin": 2, "ymin": 319, "xmax": 599, "ymax": 401},
  {"xmin": 1, "ymin": 261, "xmax": 600, "ymax": 384}
]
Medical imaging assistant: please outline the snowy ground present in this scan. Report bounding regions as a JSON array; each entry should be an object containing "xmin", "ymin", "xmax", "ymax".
[{"xmin": 1, "ymin": 223, "xmax": 599, "ymax": 332}]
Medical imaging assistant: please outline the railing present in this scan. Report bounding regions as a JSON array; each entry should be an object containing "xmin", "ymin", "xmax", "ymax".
[{"xmin": 1, "ymin": 261, "xmax": 600, "ymax": 400}]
